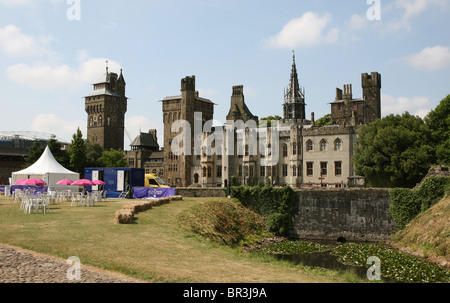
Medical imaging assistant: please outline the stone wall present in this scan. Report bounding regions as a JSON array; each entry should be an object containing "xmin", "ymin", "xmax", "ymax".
[
  {"xmin": 290, "ymin": 188, "xmax": 396, "ymax": 242},
  {"xmin": 175, "ymin": 187, "xmax": 226, "ymax": 198}
]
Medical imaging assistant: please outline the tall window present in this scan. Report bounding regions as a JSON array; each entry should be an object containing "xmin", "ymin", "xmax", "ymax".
[
  {"xmin": 207, "ymin": 167, "xmax": 212, "ymax": 178},
  {"xmin": 320, "ymin": 139, "xmax": 328, "ymax": 151},
  {"xmin": 203, "ymin": 167, "xmax": 207, "ymax": 177},
  {"xmin": 320, "ymin": 162, "xmax": 328, "ymax": 176},
  {"xmin": 306, "ymin": 140, "xmax": 313, "ymax": 152},
  {"xmin": 293, "ymin": 143, "xmax": 297, "ymax": 155},
  {"xmin": 282, "ymin": 144, "xmax": 288, "ymax": 157},
  {"xmin": 217, "ymin": 166, "xmax": 222, "ymax": 178},
  {"xmin": 306, "ymin": 162, "xmax": 314, "ymax": 176},
  {"xmin": 249, "ymin": 166, "xmax": 254, "ymax": 178},
  {"xmin": 335, "ymin": 139, "xmax": 342, "ymax": 151},
  {"xmin": 238, "ymin": 166, "xmax": 243, "ymax": 177},
  {"xmin": 260, "ymin": 166, "xmax": 266, "ymax": 177},
  {"xmin": 335, "ymin": 161, "xmax": 342, "ymax": 176},
  {"xmin": 293, "ymin": 165, "xmax": 297, "ymax": 177},
  {"xmin": 282, "ymin": 165, "xmax": 288, "ymax": 177}
]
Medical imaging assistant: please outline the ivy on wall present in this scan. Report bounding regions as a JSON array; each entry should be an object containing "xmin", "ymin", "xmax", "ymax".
[{"xmin": 230, "ymin": 185, "xmax": 296, "ymax": 236}]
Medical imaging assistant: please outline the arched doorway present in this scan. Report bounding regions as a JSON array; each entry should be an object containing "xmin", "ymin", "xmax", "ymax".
[{"xmin": 194, "ymin": 173, "xmax": 199, "ymax": 184}]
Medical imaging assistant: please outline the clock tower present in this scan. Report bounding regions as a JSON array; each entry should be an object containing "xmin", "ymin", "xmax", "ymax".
[{"xmin": 85, "ymin": 64, "xmax": 128, "ymax": 151}]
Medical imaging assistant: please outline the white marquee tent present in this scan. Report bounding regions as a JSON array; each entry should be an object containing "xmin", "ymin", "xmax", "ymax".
[{"xmin": 11, "ymin": 146, "xmax": 80, "ymax": 187}]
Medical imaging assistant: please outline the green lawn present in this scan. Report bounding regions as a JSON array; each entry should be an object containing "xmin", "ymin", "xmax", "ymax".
[{"xmin": 0, "ymin": 195, "xmax": 358, "ymax": 283}]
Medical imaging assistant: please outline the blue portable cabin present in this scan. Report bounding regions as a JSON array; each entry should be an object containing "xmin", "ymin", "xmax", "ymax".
[{"xmin": 84, "ymin": 167, "xmax": 145, "ymax": 198}]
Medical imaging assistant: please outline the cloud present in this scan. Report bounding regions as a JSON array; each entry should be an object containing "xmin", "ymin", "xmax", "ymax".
[
  {"xmin": 0, "ymin": 0, "xmax": 34, "ymax": 7},
  {"xmin": 385, "ymin": 0, "xmax": 448, "ymax": 32},
  {"xmin": 382, "ymin": 93, "xmax": 432, "ymax": 118},
  {"xmin": 7, "ymin": 58, "xmax": 122, "ymax": 91},
  {"xmin": 345, "ymin": 14, "xmax": 368, "ymax": 31},
  {"xmin": 264, "ymin": 12, "xmax": 339, "ymax": 49},
  {"xmin": 125, "ymin": 116, "xmax": 164, "ymax": 147},
  {"xmin": 401, "ymin": 46, "xmax": 450, "ymax": 71},
  {"xmin": 31, "ymin": 113, "xmax": 86, "ymax": 143},
  {"xmin": 0, "ymin": 24, "xmax": 50, "ymax": 57}
]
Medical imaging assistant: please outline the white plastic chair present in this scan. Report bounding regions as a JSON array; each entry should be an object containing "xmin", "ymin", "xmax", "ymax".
[{"xmin": 71, "ymin": 193, "xmax": 83, "ymax": 207}]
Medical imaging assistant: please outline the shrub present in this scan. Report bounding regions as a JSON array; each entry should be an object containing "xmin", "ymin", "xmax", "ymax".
[
  {"xmin": 230, "ymin": 185, "xmax": 296, "ymax": 236},
  {"xmin": 390, "ymin": 176, "xmax": 450, "ymax": 229}
]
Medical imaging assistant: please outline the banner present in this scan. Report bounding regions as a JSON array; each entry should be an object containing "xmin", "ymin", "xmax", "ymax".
[
  {"xmin": 11, "ymin": 186, "xmax": 48, "ymax": 196},
  {"xmin": 133, "ymin": 187, "xmax": 176, "ymax": 199}
]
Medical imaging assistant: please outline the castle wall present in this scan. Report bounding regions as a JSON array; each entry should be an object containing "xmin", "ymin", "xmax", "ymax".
[{"xmin": 290, "ymin": 188, "xmax": 396, "ymax": 242}]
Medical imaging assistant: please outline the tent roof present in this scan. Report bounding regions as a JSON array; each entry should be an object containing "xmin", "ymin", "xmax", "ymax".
[{"xmin": 13, "ymin": 146, "xmax": 78, "ymax": 175}]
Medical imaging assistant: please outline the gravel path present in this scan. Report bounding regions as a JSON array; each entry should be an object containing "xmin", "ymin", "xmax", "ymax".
[{"xmin": 0, "ymin": 244, "xmax": 146, "ymax": 283}]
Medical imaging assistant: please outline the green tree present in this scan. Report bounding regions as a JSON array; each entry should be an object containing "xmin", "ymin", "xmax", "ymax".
[
  {"xmin": 85, "ymin": 142, "xmax": 104, "ymax": 168},
  {"xmin": 47, "ymin": 138, "xmax": 70, "ymax": 168},
  {"xmin": 98, "ymin": 149, "xmax": 128, "ymax": 168},
  {"xmin": 259, "ymin": 115, "xmax": 282, "ymax": 127},
  {"xmin": 315, "ymin": 113, "xmax": 333, "ymax": 127},
  {"xmin": 425, "ymin": 95, "xmax": 450, "ymax": 165},
  {"xmin": 24, "ymin": 140, "xmax": 45, "ymax": 168},
  {"xmin": 353, "ymin": 112, "xmax": 435, "ymax": 188},
  {"xmin": 69, "ymin": 128, "xmax": 86, "ymax": 175}
]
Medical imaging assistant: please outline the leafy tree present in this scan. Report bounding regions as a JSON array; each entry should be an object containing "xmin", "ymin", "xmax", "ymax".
[
  {"xmin": 424, "ymin": 95, "xmax": 450, "ymax": 165},
  {"xmin": 69, "ymin": 128, "xmax": 86, "ymax": 175},
  {"xmin": 259, "ymin": 115, "xmax": 282, "ymax": 127},
  {"xmin": 24, "ymin": 140, "xmax": 45, "ymax": 168},
  {"xmin": 98, "ymin": 149, "xmax": 128, "ymax": 168},
  {"xmin": 85, "ymin": 142, "xmax": 104, "ymax": 168},
  {"xmin": 47, "ymin": 138, "xmax": 70, "ymax": 168},
  {"xmin": 315, "ymin": 113, "xmax": 333, "ymax": 127},
  {"xmin": 353, "ymin": 112, "xmax": 435, "ymax": 188}
]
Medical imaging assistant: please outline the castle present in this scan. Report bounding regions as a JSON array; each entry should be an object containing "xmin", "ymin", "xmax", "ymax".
[{"xmin": 85, "ymin": 55, "xmax": 381, "ymax": 188}]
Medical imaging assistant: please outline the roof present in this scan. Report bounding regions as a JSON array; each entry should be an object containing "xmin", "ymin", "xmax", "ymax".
[
  {"xmin": 85, "ymin": 87, "xmax": 121, "ymax": 98},
  {"xmin": 161, "ymin": 95, "xmax": 216, "ymax": 105},
  {"xmin": 13, "ymin": 146, "xmax": 78, "ymax": 175},
  {"xmin": 130, "ymin": 133, "xmax": 159, "ymax": 149}
]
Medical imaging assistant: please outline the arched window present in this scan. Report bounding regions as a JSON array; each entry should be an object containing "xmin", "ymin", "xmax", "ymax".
[
  {"xmin": 320, "ymin": 139, "xmax": 328, "ymax": 151},
  {"xmin": 203, "ymin": 167, "xmax": 207, "ymax": 178},
  {"xmin": 306, "ymin": 140, "xmax": 313, "ymax": 152},
  {"xmin": 334, "ymin": 139, "xmax": 342, "ymax": 151},
  {"xmin": 98, "ymin": 115, "xmax": 103, "ymax": 126},
  {"xmin": 245, "ymin": 145, "xmax": 249, "ymax": 157}
]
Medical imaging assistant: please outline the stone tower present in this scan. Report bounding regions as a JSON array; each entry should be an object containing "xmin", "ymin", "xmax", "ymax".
[
  {"xmin": 283, "ymin": 52, "xmax": 306, "ymax": 121},
  {"xmin": 161, "ymin": 75, "xmax": 214, "ymax": 187},
  {"xmin": 85, "ymin": 65, "xmax": 127, "ymax": 151},
  {"xmin": 362, "ymin": 72, "xmax": 382, "ymax": 124}
]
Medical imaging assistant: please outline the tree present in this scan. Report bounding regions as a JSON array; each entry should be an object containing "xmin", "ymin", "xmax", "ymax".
[
  {"xmin": 353, "ymin": 112, "xmax": 435, "ymax": 188},
  {"xmin": 98, "ymin": 149, "xmax": 128, "ymax": 168},
  {"xmin": 85, "ymin": 142, "xmax": 104, "ymax": 168},
  {"xmin": 69, "ymin": 128, "xmax": 86, "ymax": 175},
  {"xmin": 47, "ymin": 137, "xmax": 70, "ymax": 168},
  {"xmin": 259, "ymin": 115, "xmax": 282, "ymax": 127},
  {"xmin": 425, "ymin": 95, "xmax": 450, "ymax": 165},
  {"xmin": 24, "ymin": 140, "xmax": 45, "ymax": 168},
  {"xmin": 315, "ymin": 113, "xmax": 333, "ymax": 127}
]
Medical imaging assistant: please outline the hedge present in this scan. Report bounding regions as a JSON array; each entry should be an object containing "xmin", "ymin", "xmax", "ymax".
[
  {"xmin": 389, "ymin": 176, "xmax": 450, "ymax": 229},
  {"xmin": 230, "ymin": 185, "xmax": 296, "ymax": 236}
]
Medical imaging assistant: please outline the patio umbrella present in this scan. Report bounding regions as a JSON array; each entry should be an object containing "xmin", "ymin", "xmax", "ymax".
[
  {"xmin": 92, "ymin": 180, "xmax": 106, "ymax": 185},
  {"xmin": 22, "ymin": 178, "xmax": 47, "ymax": 186},
  {"xmin": 71, "ymin": 179, "xmax": 94, "ymax": 195},
  {"xmin": 57, "ymin": 179, "xmax": 74, "ymax": 185},
  {"xmin": 71, "ymin": 179, "xmax": 94, "ymax": 186},
  {"xmin": 14, "ymin": 179, "xmax": 28, "ymax": 185}
]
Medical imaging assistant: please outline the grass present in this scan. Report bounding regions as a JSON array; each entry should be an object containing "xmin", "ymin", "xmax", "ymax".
[{"xmin": 0, "ymin": 195, "xmax": 357, "ymax": 283}]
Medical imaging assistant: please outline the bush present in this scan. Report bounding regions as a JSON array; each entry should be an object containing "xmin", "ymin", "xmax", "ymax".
[
  {"xmin": 230, "ymin": 185, "xmax": 296, "ymax": 236},
  {"xmin": 390, "ymin": 176, "xmax": 450, "ymax": 229}
]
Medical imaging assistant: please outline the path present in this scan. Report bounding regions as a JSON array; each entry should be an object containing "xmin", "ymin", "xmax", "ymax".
[{"xmin": 0, "ymin": 244, "xmax": 145, "ymax": 283}]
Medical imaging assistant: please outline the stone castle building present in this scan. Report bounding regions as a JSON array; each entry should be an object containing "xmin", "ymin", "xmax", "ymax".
[
  {"xmin": 85, "ymin": 65, "xmax": 128, "ymax": 151},
  {"xmin": 159, "ymin": 54, "xmax": 381, "ymax": 188},
  {"xmin": 85, "ymin": 55, "xmax": 381, "ymax": 189}
]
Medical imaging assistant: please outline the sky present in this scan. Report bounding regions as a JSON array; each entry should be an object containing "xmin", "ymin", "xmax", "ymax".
[{"xmin": 0, "ymin": 0, "xmax": 449, "ymax": 148}]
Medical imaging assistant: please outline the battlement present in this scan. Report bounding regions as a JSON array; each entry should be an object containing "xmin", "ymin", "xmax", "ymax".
[
  {"xmin": 181, "ymin": 75, "xmax": 196, "ymax": 91},
  {"xmin": 232, "ymin": 85, "xmax": 244, "ymax": 96}
]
